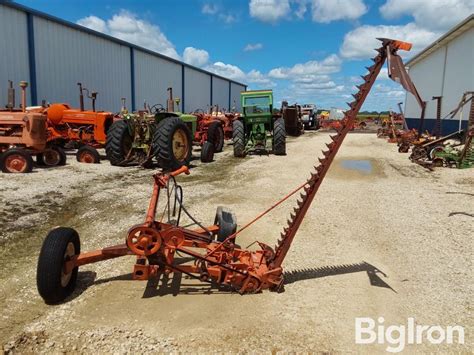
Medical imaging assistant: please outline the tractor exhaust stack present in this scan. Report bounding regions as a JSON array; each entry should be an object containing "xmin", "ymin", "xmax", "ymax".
[
  {"xmin": 19, "ymin": 81, "xmax": 28, "ymax": 113},
  {"xmin": 7, "ymin": 80, "xmax": 15, "ymax": 110},
  {"xmin": 77, "ymin": 82, "xmax": 84, "ymax": 111}
]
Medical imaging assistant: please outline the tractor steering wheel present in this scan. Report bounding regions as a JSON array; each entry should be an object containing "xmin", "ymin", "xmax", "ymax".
[{"xmin": 150, "ymin": 104, "xmax": 165, "ymax": 113}]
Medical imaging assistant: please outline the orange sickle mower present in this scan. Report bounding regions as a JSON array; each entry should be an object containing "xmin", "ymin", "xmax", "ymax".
[{"xmin": 36, "ymin": 38, "xmax": 419, "ymax": 304}]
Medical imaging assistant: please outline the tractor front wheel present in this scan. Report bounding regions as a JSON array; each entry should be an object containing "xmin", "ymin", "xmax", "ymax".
[
  {"xmin": 1, "ymin": 149, "xmax": 34, "ymax": 173},
  {"xmin": 208, "ymin": 121, "xmax": 224, "ymax": 152},
  {"xmin": 76, "ymin": 145, "xmax": 100, "ymax": 164},
  {"xmin": 233, "ymin": 120, "xmax": 245, "ymax": 157},
  {"xmin": 37, "ymin": 227, "xmax": 81, "ymax": 304},
  {"xmin": 105, "ymin": 120, "xmax": 133, "ymax": 166},
  {"xmin": 273, "ymin": 117, "xmax": 286, "ymax": 155},
  {"xmin": 200, "ymin": 141, "xmax": 214, "ymax": 163},
  {"xmin": 37, "ymin": 146, "xmax": 67, "ymax": 167},
  {"xmin": 153, "ymin": 117, "xmax": 192, "ymax": 171}
]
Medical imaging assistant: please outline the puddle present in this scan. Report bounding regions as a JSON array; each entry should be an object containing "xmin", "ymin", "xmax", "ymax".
[
  {"xmin": 329, "ymin": 158, "xmax": 385, "ymax": 180},
  {"xmin": 341, "ymin": 159, "xmax": 373, "ymax": 174}
]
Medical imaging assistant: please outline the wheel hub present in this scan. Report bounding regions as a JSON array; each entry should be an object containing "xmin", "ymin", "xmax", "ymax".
[
  {"xmin": 43, "ymin": 149, "xmax": 61, "ymax": 166},
  {"xmin": 5, "ymin": 155, "xmax": 27, "ymax": 173},
  {"xmin": 172, "ymin": 129, "xmax": 189, "ymax": 161},
  {"xmin": 61, "ymin": 242, "xmax": 76, "ymax": 287}
]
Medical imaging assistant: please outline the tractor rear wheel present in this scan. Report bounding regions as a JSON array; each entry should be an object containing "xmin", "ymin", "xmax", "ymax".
[
  {"xmin": 214, "ymin": 206, "xmax": 237, "ymax": 242},
  {"xmin": 1, "ymin": 149, "xmax": 34, "ymax": 173},
  {"xmin": 153, "ymin": 117, "xmax": 192, "ymax": 171},
  {"xmin": 37, "ymin": 146, "xmax": 67, "ymax": 167},
  {"xmin": 37, "ymin": 227, "xmax": 80, "ymax": 304},
  {"xmin": 105, "ymin": 120, "xmax": 133, "ymax": 166},
  {"xmin": 273, "ymin": 117, "xmax": 286, "ymax": 155},
  {"xmin": 200, "ymin": 141, "xmax": 214, "ymax": 163},
  {"xmin": 76, "ymin": 145, "xmax": 100, "ymax": 164},
  {"xmin": 233, "ymin": 120, "xmax": 245, "ymax": 157},
  {"xmin": 208, "ymin": 121, "xmax": 224, "ymax": 152}
]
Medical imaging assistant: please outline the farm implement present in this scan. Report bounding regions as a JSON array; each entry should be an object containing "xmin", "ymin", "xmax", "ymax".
[
  {"xmin": 0, "ymin": 81, "xmax": 48, "ymax": 173},
  {"xmin": 44, "ymin": 83, "xmax": 115, "ymax": 165},
  {"xmin": 37, "ymin": 38, "xmax": 421, "ymax": 304}
]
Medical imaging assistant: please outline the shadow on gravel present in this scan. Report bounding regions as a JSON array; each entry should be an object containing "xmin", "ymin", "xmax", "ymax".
[
  {"xmin": 284, "ymin": 261, "xmax": 396, "ymax": 293},
  {"xmin": 448, "ymin": 212, "xmax": 474, "ymax": 217}
]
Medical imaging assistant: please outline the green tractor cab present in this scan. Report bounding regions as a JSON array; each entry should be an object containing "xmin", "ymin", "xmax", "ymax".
[
  {"xmin": 106, "ymin": 89, "xmax": 196, "ymax": 170},
  {"xmin": 233, "ymin": 90, "xmax": 286, "ymax": 157}
]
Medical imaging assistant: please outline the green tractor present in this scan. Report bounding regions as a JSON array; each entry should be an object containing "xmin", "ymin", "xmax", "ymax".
[
  {"xmin": 233, "ymin": 90, "xmax": 286, "ymax": 157},
  {"xmin": 106, "ymin": 88, "xmax": 196, "ymax": 170}
]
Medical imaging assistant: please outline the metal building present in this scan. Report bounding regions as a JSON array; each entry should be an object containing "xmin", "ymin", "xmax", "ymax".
[
  {"xmin": 0, "ymin": 2, "xmax": 246, "ymax": 113},
  {"xmin": 404, "ymin": 15, "xmax": 473, "ymax": 135}
]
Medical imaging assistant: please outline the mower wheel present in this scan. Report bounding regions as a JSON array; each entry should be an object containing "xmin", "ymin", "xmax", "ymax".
[
  {"xmin": 273, "ymin": 117, "xmax": 286, "ymax": 155},
  {"xmin": 153, "ymin": 117, "xmax": 192, "ymax": 171},
  {"xmin": 207, "ymin": 121, "xmax": 225, "ymax": 152},
  {"xmin": 76, "ymin": 145, "xmax": 100, "ymax": 164},
  {"xmin": 37, "ymin": 146, "xmax": 67, "ymax": 167},
  {"xmin": 233, "ymin": 120, "xmax": 245, "ymax": 157},
  {"xmin": 105, "ymin": 120, "xmax": 133, "ymax": 166},
  {"xmin": 37, "ymin": 227, "xmax": 81, "ymax": 304},
  {"xmin": 1, "ymin": 149, "xmax": 34, "ymax": 173},
  {"xmin": 429, "ymin": 145, "xmax": 444, "ymax": 160},
  {"xmin": 214, "ymin": 206, "xmax": 237, "ymax": 242},
  {"xmin": 200, "ymin": 141, "xmax": 214, "ymax": 163}
]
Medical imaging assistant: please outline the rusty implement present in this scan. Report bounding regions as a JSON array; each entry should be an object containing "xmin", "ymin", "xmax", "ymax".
[{"xmin": 36, "ymin": 38, "xmax": 419, "ymax": 304}]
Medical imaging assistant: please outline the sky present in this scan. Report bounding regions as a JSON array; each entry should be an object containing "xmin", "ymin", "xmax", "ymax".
[{"xmin": 15, "ymin": 0, "xmax": 474, "ymax": 111}]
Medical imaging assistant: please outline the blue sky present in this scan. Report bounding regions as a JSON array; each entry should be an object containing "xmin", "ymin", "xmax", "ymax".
[{"xmin": 16, "ymin": 0, "xmax": 473, "ymax": 111}]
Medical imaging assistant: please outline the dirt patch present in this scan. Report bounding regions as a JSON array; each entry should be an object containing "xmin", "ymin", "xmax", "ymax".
[{"xmin": 1, "ymin": 133, "xmax": 472, "ymax": 353}]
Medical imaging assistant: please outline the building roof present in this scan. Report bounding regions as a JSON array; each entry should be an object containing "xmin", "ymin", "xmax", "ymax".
[
  {"xmin": 2, "ymin": 1, "xmax": 247, "ymax": 88},
  {"xmin": 406, "ymin": 14, "xmax": 474, "ymax": 67}
]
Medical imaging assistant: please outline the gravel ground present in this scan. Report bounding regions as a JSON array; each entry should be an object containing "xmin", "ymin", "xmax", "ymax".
[{"xmin": 0, "ymin": 131, "xmax": 472, "ymax": 353}]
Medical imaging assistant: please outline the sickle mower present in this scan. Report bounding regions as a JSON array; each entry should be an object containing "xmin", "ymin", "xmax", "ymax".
[{"xmin": 36, "ymin": 38, "xmax": 420, "ymax": 304}]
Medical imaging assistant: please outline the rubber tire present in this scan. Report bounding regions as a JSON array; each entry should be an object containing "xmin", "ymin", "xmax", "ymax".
[
  {"xmin": 207, "ymin": 121, "xmax": 225, "ymax": 153},
  {"xmin": 273, "ymin": 117, "xmax": 286, "ymax": 155},
  {"xmin": 429, "ymin": 145, "xmax": 444, "ymax": 160},
  {"xmin": 105, "ymin": 120, "xmax": 133, "ymax": 166},
  {"xmin": 200, "ymin": 141, "xmax": 215, "ymax": 163},
  {"xmin": 37, "ymin": 145, "xmax": 67, "ymax": 167},
  {"xmin": 1, "ymin": 149, "xmax": 34, "ymax": 173},
  {"xmin": 153, "ymin": 117, "xmax": 192, "ymax": 171},
  {"xmin": 76, "ymin": 145, "xmax": 100, "ymax": 164},
  {"xmin": 37, "ymin": 227, "xmax": 81, "ymax": 304},
  {"xmin": 232, "ymin": 120, "xmax": 245, "ymax": 157},
  {"xmin": 214, "ymin": 206, "xmax": 237, "ymax": 242}
]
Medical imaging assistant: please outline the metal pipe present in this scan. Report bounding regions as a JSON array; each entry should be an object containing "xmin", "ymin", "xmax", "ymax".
[
  {"xmin": 77, "ymin": 82, "xmax": 84, "ymax": 111},
  {"xmin": 167, "ymin": 87, "xmax": 174, "ymax": 112},
  {"xmin": 19, "ymin": 81, "xmax": 28, "ymax": 113},
  {"xmin": 7, "ymin": 80, "xmax": 15, "ymax": 110}
]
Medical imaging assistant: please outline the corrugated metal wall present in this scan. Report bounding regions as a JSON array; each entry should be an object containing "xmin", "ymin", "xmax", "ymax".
[
  {"xmin": 0, "ymin": 2, "xmax": 245, "ymax": 114},
  {"xmin": 406, "ymin": 27, "xmax": 473, "ymax": 121},
  {"xmin": 0, "ymin": 6, "xmax": 30, "ymax": 105},
  {"xmin": 212, "ymin": 76, "xmax": 229, "ymax": 111},
  {"xmin": 230, "ymin": 83, "xmax": 245, "ymax": 112},
  {"xmin": 135, "ymin": 50, "xmax": 182, "ymax": 111},
  {"xmin": 184, "ymin": 67, "xmax": 210, "ymax": 113},
  {"xmin": 33, "ymin": 16, "xmax": 131, "ymax": 112}
]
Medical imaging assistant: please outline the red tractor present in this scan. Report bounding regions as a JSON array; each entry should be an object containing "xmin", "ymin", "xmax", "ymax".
[{"xmin": 0, "ymin": 81, "xmax": 48, "ymax": 173}]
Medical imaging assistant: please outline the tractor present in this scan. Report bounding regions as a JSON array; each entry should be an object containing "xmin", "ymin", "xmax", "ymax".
[
  {"xmin": 300, "ymin": 104, "xmax": 319, "ymax": 130},
  {"xmin": 106, "ymin": 88, "xmax": 196, "ymax": 170},
  {"xmin": 44, "ymin": 83, "xmax": 115, "ymax": 165},
  {"xmin": 192, "ymin": 106, "xmax": 239, "ymax": 163},
  {"xmin": 0, "ymin": 81, "xmax": 48, "ymax": 173},
  {"xmin": 233, "ymin": 90, "xmax": 286, "ymax": 157},
  {"xmin": 280, "ymin": 101, "xmax": 304, "ymax": 137}
]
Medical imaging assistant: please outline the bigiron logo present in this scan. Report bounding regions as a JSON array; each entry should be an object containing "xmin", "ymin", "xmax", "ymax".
[{"xmin": 355, "ymin": 317, "xmax": 465, "ymax": 353}]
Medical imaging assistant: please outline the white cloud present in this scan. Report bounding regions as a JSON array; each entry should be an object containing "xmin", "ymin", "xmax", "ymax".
[
  {"xmin": 311, "ymin": 0, "xmax": 367, "ymax": 23},
  {"xmin": 219, "ymin": 13, "xmax": 237, "ymax": 24},
  {"xmin": 202, "ymin": 3, "xmax": 218, "ymax": 15},
  {"xmin": 77, "ymin": 16, "xmax": 107, "ymax": 33},
  {"xmin": 380, "ymin": 0, "xmax": 474, "ymax": 31},
  {"xmin": 249, "ymin": 0, "xmax": 291, "ymax": 23},
  {"xmin": 340, "ymin": 23, "xmax": 439, "ymax": 59},
  {"xmin": 183, "ymin": 47, "xmax": 209, "ymax": 67},
  {"xmin": 244, "ymin": 43, "xmax": 263, "ymax": 51},
  {"xmin": 205, "ymin": 62, "xmax": 246, "ymax": 81},
  {"xmin": 77, "ymin": 10, "xmax": 180, "ymax": 59},
  {"xmin": 268, "ymin": 54, "xmax": 342, "ymax": 79}
]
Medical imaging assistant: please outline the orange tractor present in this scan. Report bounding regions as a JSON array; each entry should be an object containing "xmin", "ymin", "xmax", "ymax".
[
  {"xmin": 44, "ymin": 83, "xmax": 115, "ymax": 165},
  {"xmin": 0, "ymin": 81, "xmax": 48, "ymax": 173}
]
